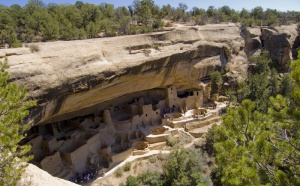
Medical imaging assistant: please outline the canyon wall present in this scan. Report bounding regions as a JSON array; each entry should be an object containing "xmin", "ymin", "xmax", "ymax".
[{"xmin": 1, "ymin": 23, "xmax": 298, "ymax": 125}]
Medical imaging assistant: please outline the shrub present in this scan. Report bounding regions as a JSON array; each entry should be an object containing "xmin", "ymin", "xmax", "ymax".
[
  {"xmin": 194, "ymin": 140, "xmax": 202, "ymax": 148},
  {"xmin": 139, "ymin": 25, "xmax": 153, "ymax": 34},
  {"xmin": 115, "ymin": 167, "xmax": 124, "ymax": 177},
  {"xmin": 202, "ymin": 124, "xmax": 217, "ymax": 156},
  {"xmin": 153, "ymin": 19, "xmax": 165, "ymax": 29},
  {"xmin": 165, "ymin": 22, "xmax": 172, "ymax": 27},
  {"xmin": 137, "ymin": 171, "xmax": 163, "ymax": 186},
  {"xmin": 29, "ymin": 44, "xmax": 40, "ymax": 53},
  {"xmin": 123, "ymin": 162, "xmax": 131, "ymax": 172},
  {"xmin": 157, "ymin": 152, "xmax": 166, "ymax": 161},
  {"xmin": 163, "ymin": 148, "xmax": 212, "ymax": 186},
  {"xmin": 166, "ymin": 136, "xmax": 179, "ymax": 147},
  {"xmin": 124, "ymin": 176, "xmax": 140, "ymax": 186},
  {"xmin": 149, "ymin": 156, "xmax": 157, "ymax": 163},
  {"xmin": 105, "ymin": 28, "xmax": 117, "ymax": 37},
  {"xmin": 11, "ymin": 40, "xmax": 22, "ymax": 48},
  {"xmin": 128, "ymin": 25, "xmax": 138, "ymax": 35}
]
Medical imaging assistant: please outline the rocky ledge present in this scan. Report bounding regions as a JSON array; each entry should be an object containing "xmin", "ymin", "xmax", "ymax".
[{"xmin": 1, "ymin": 23, "xmax": 298, "ymax": 125}]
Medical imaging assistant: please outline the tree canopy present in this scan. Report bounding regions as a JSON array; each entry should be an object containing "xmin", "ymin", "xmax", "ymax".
[
  {"xmin": 121, "ymin": 148, "xmax": 212, "ymax": 186},
  {"xmin": 209, "ymin": 51, "xmax": 300, "ymax": 185},
  {"xmin": 0, "ymin": 1, "xmax": 299, "ymax": 47}
]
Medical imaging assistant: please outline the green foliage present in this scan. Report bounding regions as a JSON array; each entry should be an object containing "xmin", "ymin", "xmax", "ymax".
[
  {"xmin": 165, "ymin": 22, "xmax": 172, "ymax": 27},
  {"xmin": 279, "ymin": 74, "xmax": 295, "ymax": 97},
  {"xmin": 29, "ymin": 44, "xmax": 39, "ymax": 53},
  {"xmin": 133, "ymin": 0, "xmax": 154, "ymax": 25},
  {"xmin": 137, "ymin": 171, "xmax": 163, "ymax": 186},
  {"xmin": 123, "ymin": 162, "xmax": 132, "ymax": 172},
  {"xmin": 202, "ymin": 124, "xmax": 218, "ymax": 156},
  {"xmin": 0, "ymin": 58, "xmax": 36, "ymax": 185},
  {"xmin": 225, "ymin": 89, "xmax": 237, "ymax": 105},
  {"xmin": 149, "ymin": 156, "xmax": 157, "ymax": 163},
  {"xmin": 212, "ymin": 51, "xmax": 300, "ymax": 185},
  {"xmin": 210, "ymin": 71, "xmax": 223, "ymax": 96},
  {"xmin": 123, "ymin": 176, "xmax": 140, "ymax": 186},
  {"xmin": 115, "ymin": 167, "xmax": 124, "ymax": 178},
  {"xmin": 0, "ymin": 2, "xmax": 298, "ymax": 45},
  {"xmin": 166, "ymin": 136, "xmax": 179, "ymax": 147},
  {"xmin": 213, "ymin": 99, "xmax": 274, "ymax": 185},
  {"xmin": 139, "ymin": 25, "xmax": 153, "ymax": 34},
  {"xmin": 120, "ymin": 148, "xmax": 211, "ymax": 186},
  {"xmin": 163, "ymin": 148, "xmax": 212, "ymax": 186},
  {"xmin": 235, "ymin": 50, "xmax": 286, "ymax": 113},
  {"xmin": 153, "ymin": 19, "xmax": 165, "ymax": 29}
]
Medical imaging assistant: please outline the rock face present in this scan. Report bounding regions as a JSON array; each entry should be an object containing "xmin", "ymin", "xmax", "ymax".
[
  {"xmin": 244, "ymin": 27, "xmax": 262, "ymax": 56},
  {"xmin": 1, "ymin": 23, "xmax": 298, "ymax": 125},
  {"xmin": 17, "ymin": 163, "xmax": 79, "ymax": 186},
  {"xmin": 244, "ymin": 25, "xmax": 299, "ymax": 70}
]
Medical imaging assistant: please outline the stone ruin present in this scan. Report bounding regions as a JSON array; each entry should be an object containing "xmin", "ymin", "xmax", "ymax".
[{"xmin": 21, "ymin": 86, "xmax": 227, "ymax": 180}]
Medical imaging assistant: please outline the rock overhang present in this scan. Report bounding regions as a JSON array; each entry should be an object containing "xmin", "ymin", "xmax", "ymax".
[{"xmin": 2, "ymin": 23, "xmax": 298, "ymax": 126}]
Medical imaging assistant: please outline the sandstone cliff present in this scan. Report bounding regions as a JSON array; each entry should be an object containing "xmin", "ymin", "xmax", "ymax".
[{"xmin": 1, "ymin": 23, "xmax": 298, "ymax": 125}]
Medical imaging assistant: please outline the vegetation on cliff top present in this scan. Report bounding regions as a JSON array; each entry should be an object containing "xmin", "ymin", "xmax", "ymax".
[
  {"xmin": 0, "ymin": 0, "xmax": 299, "ymax": 47},
  {"xmin": 0, "ymin": 58, "xmax": 36, "ymax": 185}
]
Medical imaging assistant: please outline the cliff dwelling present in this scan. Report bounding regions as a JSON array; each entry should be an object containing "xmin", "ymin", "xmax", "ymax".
[{"xmin": 21, "ymin": 86, "xmax": 227, "ymax": 180}]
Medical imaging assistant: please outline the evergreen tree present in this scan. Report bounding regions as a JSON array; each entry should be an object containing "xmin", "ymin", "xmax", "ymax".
[
  {"xmin": 164, "ymin": 148, "xmax": 212, "ymax": 186},
  {"xmin": 0, "ymin": 59, "xmax": 36, "ymax": 185},
  {"xmin": 210, "ymin": 71, "xmax": 223, "ymax": 96},
  {"xmin": 212, "ymin": 52, "xmax": 300, "ymax": 185},
  {"xmin": 213, "ymin": 99, "xmax": 274, "ymax": 185},
  {"xmin": 267, "ymin": 51, "xmax": 300, "ymax": 184}
]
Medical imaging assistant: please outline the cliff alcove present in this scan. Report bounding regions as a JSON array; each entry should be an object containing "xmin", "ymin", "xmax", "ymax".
[{"xmin": 1, "ymin": 23, "xmax": 298, "ymax": 183}]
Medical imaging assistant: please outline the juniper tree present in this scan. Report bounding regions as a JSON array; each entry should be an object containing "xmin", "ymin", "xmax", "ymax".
[{"xmin": 0, "ymin": 58, "xmax": 35, "ymax": 185}]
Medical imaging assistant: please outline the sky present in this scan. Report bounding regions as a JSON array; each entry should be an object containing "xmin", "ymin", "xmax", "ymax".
[{"xmin": 0, "ymin": 0, "xmax": 299, "ymax": 12}]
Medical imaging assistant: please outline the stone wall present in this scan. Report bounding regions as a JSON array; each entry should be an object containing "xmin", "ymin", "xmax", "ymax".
[
  {"xmin": 40, "ymin": 152, "xmax": 63, "ymax": 176},
  {"xmin": 110, "ymin": 148, "xmax": 133, "ymax": 166}
]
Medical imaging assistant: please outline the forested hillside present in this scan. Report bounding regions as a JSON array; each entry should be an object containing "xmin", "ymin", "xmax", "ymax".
[
  {"xmin": 205, "ymin": 51, "xmax": 300, "ymax": 185},
  {"xmin": 0, "ymin": 0, "xmax": 300, "ymax": 47}
]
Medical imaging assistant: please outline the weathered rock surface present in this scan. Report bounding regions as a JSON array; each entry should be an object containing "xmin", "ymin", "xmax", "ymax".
[
  {"xmin": 2, "ymin": 23, "xmax": 298, "ymax": 125},
  {"xmin": 262, "ymin": 25, "xmax": 299, "ymax": 70},
  {"xmin": 244, "ymin": 26, "xmax": 262, "ymax": 56},
  {"xmin": 17, "ymin": 163, "xmax": 79, "ymax": 186},
  {"xmin": 243, "ymin": 25, "xmax": 299, "ymax": 70}
]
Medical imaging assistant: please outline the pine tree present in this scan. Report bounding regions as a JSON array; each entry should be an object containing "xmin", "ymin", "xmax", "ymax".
[
  {"xmin": 0, "ymin": 58, "xmax": 36, "ymax": 185},
  {"xmin": 267, "ymin": 51, "xmax": 300, "ymax": 184},
  {"xmin": 213, "ymin": 99, "xmax": 274, "ymax": 185},
  {"xmin": 213, "ymin": 52, "xmax": 300, "ymax": 185},
  {"xmin": 163, "ymin": 148, "xmax": 212, "ymax": 186}
]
